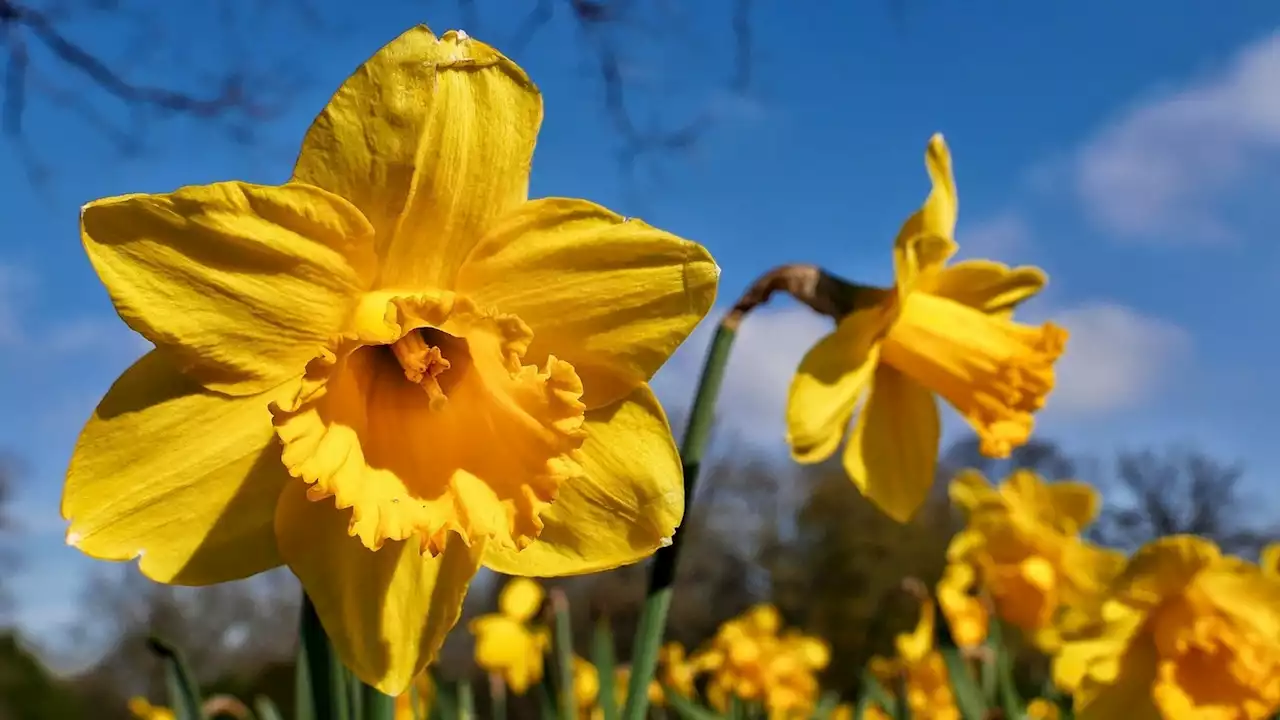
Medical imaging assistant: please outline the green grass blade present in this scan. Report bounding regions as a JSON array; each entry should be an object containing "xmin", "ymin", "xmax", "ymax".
[
  {"xmin": 593, "ymin": 618, "xmax": 619, "ymax": 720},
  {"xmin": 457, "ymin": 679, "xmax": 474, "ymax": 720},
  {"xmin": 145, "ymin": 636, "xmax": 203, "ymax": 720},
  {"xmin": 660, "ymin": 684, "xmax": 723, "ymax": 720},
  {"xmin": 253, "ymin": 696, "xmax": 284, "ymax": 720},
  {"xmin": 810, "ymin": 691, "xmax": 840, "ymax": 720},
  {"xmin": 551, "ymin": 590, "xmax": 576, "ymax": 720}
]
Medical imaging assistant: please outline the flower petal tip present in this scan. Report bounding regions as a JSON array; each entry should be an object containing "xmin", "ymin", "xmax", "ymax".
[
  {"xmin": 65, "ymin": 530, "xmax": 82, "ymax": 548},
  {"xmin": 659, "ymin": 536, "xmax": 674, "ymax": 548}
]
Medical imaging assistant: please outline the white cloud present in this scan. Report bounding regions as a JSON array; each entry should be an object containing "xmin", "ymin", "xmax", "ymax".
[
  {"xmin": 1075, "ymin": 30, "xmax": 1280, "ymax": 242},
  {"xmin": 960, "ymin": 212, "xmax": 1030, "ymax": 258},
  {"xmin": 651, "ymin": 305, "xmax": 832, "ymax": 449},
  {"xmin": 1047, "ymin": 302, "xmax": 1192, "ymax": 415}
]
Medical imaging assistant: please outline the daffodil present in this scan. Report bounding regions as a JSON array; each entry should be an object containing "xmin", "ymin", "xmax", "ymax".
[
  {"xmin": 692, "ymin": 605, "xmax": 829, "ymax": 718},
  {"xmin": 947, "ymin": 469, "xmax": 1122, "ymax": 650},
  {"xmin": 786, "ymin": 134, "xmax": 1065, "ymax": 522},
  {"xmin": 469, "ymin": 578, "xmax": 549, "ymax": 694},
  {"xmin": 1025, "ymin": 698, "xmax": 1062, "ymax": 720},
  {"xmin": 128, "ymin": 698, "xmax": 175, "ymax": 720},
  {"xmin": 572, "ymin": 656, "xmax": 602, "ymax": 720},
  {"xmin": 62, "ymin": 26, "xmax": 717, "ymax": 694},
  {"xmin": 936, "ymin": 562, "xmax": 988, "ymax": 649},
  {"xmin": 867, "ymin": 592, "xmax": 961, "ymax": 720},
  {"xmin": 655, "ymin": 641, "xmax": 698, "ymax": 702},
  {"xmin": 1055, "ymin": 536, "xmax": 1280, "ymax": 719}
]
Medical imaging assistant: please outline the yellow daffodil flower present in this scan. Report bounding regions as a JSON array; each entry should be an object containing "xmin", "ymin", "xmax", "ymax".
[
  {"xmin": 62, "ymin": 26, "xmax": 717, "ymax": 694},
  {"xmin": 868, "ymin": 593, "xmax": 961, "ymax": 720},
  {"xmin": 655, "ymin": 641, "xmax": 698, "ymax": 703},
  {"xmin": 692, "ymin": 605, "xmax": 828, "ymax": 718},
  {"xmin": 572, "ymin": 656, "xmax": 602, "ymax": 720},
  {"xmin": 936, "ymin": 562, "xmax": 989, "ymax": 649},
  {"xmin": 1025, "ymin": 698, "xmax": 1061, "ymax": 720},
  {"xmin": 1055, "ymin": 535, "xmax": 1280, "ymax": 719},
  {"xmin": 394, "ymin": 672, "xmax": 435, "ymax": 720},
  {"xmin": 469, "ymin": 578, "xmax": 549, "ymax": 695},
  {"xmin": 786, "ymin": 134, "xmax": 1065, "ymax": 522},
  {"xmin": 128, "ymin": 698, "xmax": 175, "ymax": 720},
  {"xmin": 948, "ymin": 470, "xmax": 1122, "ymax": 650}
]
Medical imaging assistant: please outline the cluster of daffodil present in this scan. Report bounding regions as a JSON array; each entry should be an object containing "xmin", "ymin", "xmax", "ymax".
[
  {"xmin": 679, "ymin": 604, "xmax": 832, "ymax": 719},
  {"xmin": 841, "ymin": 467, "xmax": 1280, "ymax": 720}
]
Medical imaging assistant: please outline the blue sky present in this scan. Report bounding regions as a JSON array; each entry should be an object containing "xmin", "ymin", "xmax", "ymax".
[{"xmin": 4, "ymin": 1, "xmax": 1280, "ymax": 664}]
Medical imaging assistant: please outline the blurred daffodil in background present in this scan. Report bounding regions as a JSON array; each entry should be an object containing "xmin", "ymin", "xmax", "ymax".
[
  {"xmin": 689, "ymin": 603, "xmax": 831, "ymax": 718},
  {"xmin": 786, "ymin": 134, "xmax": 1066, "ymax": 522},
  {"xmin": 469, "ymin": 578, "xmax": 549, "ymax": 695},
  {"xmin": 61, "ymin": 24, "xmax": 717, "ymax": 694},
  {"xmin": 867, "ymin": 587, "xmax": 960, "ymax": 720},
  {"xmin": 127, "ymin": 697, "xmax": 174, "ymax": 720},
  {"xmin": 1055, "ymin": 535, "xmax": 1280, "ymax": 720},
  {"xmin": 948, "ymin": 469, "xmax": 1122, "ymax": 651},
  {"xmin": 936, "ymin": 562, "xmax": 989, "ymax": 650}
]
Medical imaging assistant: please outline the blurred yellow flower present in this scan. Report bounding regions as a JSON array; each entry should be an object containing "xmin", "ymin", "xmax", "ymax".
[
  {"xmin": 1025, "ymin": 698, "xmax": 1061, "ymax": 720},
  {"xmin": 948, "ymin": 470, "xmax": 1122, "ymax": 649},
  {"xmin": 62, "ymin": 25, "xmax": 717, "ymax": 694},
  {"xmin": 655, "ymin": 641, "xmax": 698, "ymax": 703},
  {"xmin": 868, "ymin": 592, "xmax": 960, "ymax": 720},
  {"xmin": 691, "ymin": 604, "xmax": 828, "ymax": 718},
  {"xmin": 936, "ymin": 562, "xmax": 989, "ymax": 648},
  {"xmin": 786, "ymin": 134, "xmax": 1065, "ymax": 522},
  {"xmin": 469, "ymin": 578, "xmax": 549, "ymax": 695},
  {"xmin": 394, "ymin": 672, "xmax": 435, "ymax": 720},
  {"xmin": 1055, "ymin": 535, "xmax": 1280, "ymax": 720},
  {"xmin": 128, "ymin": 697, "xmax": 175, "ymax": 720}
]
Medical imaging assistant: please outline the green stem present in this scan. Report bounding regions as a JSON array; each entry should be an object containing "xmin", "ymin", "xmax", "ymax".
[
  {"xmin": 489, "ymin": 674, "xmax": 507, "ymax": 720},
  {"xmin": 552, "ymin": 590, "xmax": 576, "ymax": 720},
  {"xmin": 300, "ymin": 592, "xmax": 350, "ymax": 720},
  {"xmin": 458, "ymin": 679, "xmax": 475, "ymax": 720},
  {"xmin": 621, "ymin": 322, "xmax": 738, "ymax": 720}
]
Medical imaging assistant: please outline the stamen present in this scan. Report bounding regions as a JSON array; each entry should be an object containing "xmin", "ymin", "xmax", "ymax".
[{"xmin": 390, "ymin": 330, "xmax": 452, "ymax": 409}]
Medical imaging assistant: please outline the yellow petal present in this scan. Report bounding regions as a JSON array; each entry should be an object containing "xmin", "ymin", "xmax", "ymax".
[
  {"xmin": 470, "ymin": 614, "xmax": 545, "ymax": 693},
  {"xmin": 293, "ymin": 26, "xmax": 541, "ymax": 290},
  {"xmin": 1113, "ymin": 535, "xmax": 1221, "ymax": 611},
  {"xmin": 948, "ymin": 469, "xmax": 998, "ymax": 512},
  {"xmin": 81, "ymin": 182, "xmax": 376, "ymax": 396},
  {"xmin": 62, "ymin": 351, "xmax": 288, "ymax": 584},
  {"xmin": 785, "ymin": 300, "xmax": 895, "ymax": 464},
  {"xmin": 1073, "ymin": 637, "xmax": 1162, "ymax": 720},
  {"xmin": 481, "ymin": 384, "xmax": 683, "ymax": 576},
  {"xmin": 456, "ymin": 198, "xmax": 718, "ymax": 409},
  {"xmin": 843, "ymin": 365, "xmax": 940, "ymax": 523},
  {"xmin": 1262, "ymin": 543, "xmax": 1280, "ymax": 577},
  {"xmin": 499, "ymin": 577, "xmax": 545, "ymax": 622},
  {"xmin": 921, "ymin": 260, "xmax": 1046, "ymax": 316},
  {"xmin": 275, "ymin": 481, "xmax": 483, "ymax": 694},
  {"xmin": 1045, "ymin": 481, "xmax": 1101, "ymax": 533},
  {"xmin": 892, "ymin": 134, "xmax": 959, "ymax": 292},
  {"xmin": 897, "ymin": 594, "xmax": 936, "ymax": 664}
]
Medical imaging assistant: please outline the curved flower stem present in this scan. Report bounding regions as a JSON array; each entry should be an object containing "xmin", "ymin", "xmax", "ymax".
[{"xmin": 620, "ymin": 264, "xmax": 867, "ymax": 720}]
